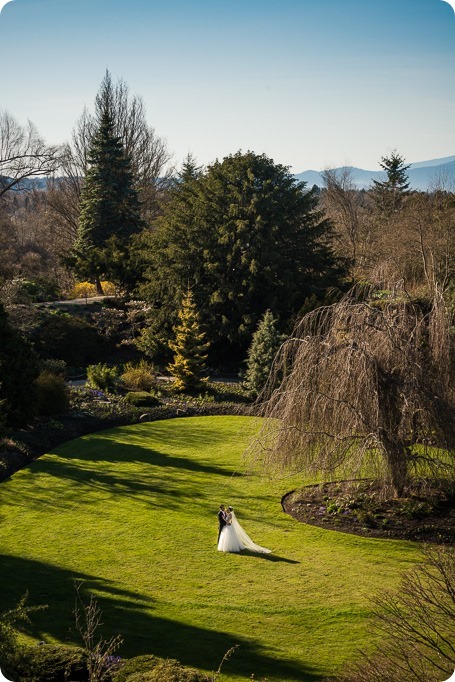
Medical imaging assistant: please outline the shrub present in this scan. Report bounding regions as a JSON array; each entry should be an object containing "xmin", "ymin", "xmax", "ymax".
[
  {"xmin": 111, "ymin": 655, "xmax": 160, "ymax": 682},
  {"xmin": 243, "ymin": 309, "xmax": 282, "ymax": 398},
  {"xmin": 400, "ymin": 498, "xmax": 434, "ymax": 520},
  {"xmin": 0, "ymin": 594, "xmax": 46, "ymax": 681},
  {"xmin": 117, "ymin": 657, "xmax": 211, "ymax": 682},
  {"xmin": 0, "ymin": 302, "xmax": 40, "ymax": 429},
  {"xmin": 34, "ymin": 371, "xmax": 70, "ymax": 416},
  {"xmin": 86, "ymin": 364, "xmax": 120, "ymax": 393},
  {"xmin": 354, "ymin": 509, "xmax": 377, "ymax": 528},
  {"xmin": 39, "ymin": 358, "xmax": 68, "ymax": 378},
  {"xmin": 14, "ymin": 644, "xmax": 88, "ymax": 682},
  {"xmin": 69, "ymin": 281, "xmax": 116, "ymax": 299},
  {"xmin": 168, "ymin": 290, "xmax": 210, "ymax": 393},
  {"xmin": 36, "ymin": 313, "xmax": 105, "ymax": 367},
  {"xmin": 0, "ymin": 277, "xmax": 60, "ymax": 304},
  {"xmin": 120, "ymin": 360, "xmax": 157, "ymax": 392},
  {"xmin": 123, "ymin": 392, "xmax": 160, "ymax": 408}
]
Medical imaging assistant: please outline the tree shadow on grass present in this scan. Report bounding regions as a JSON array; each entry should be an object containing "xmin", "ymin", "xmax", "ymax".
[
  {"xmin": 0, "ymin": 555, "xmax": 318, "ymax": 681},
  {"xmin": 3, "ymin": 431, "xmax": 244, "ymax": 512},
  {"xmin": 54, "ymin": 434, "xmax": 237, "ymax": 477}
]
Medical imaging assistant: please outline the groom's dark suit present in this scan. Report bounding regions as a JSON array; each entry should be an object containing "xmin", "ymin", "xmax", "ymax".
[{"xmin": 217, "ymin": 509, "xmax": 227, "ymax": 542}]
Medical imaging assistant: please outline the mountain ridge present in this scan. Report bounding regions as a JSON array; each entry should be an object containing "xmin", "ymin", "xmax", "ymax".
[{"xmin": 295, "ymin": 155, "xmax": 455, "ymax": 191}]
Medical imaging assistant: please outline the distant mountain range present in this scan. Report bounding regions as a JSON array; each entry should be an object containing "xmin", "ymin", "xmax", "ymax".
[{"xmin": 295, "ymin": 155, "xmax": 455, "ymax": 191}]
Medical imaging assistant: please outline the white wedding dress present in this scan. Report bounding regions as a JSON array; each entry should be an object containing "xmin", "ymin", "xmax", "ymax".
[{"xmin": 217, "ymin": 510, "xmax": 271, "ymax": 554}]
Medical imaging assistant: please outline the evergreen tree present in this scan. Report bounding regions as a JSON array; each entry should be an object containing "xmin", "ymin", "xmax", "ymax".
[
  {"xmin": 372, "ymin": 150, "xmax": 411, "ymax": 215},
  {"xmin": 141, "ymin": 151, "xmax": 347, "ymax": 363},
  {"xmin": 179, "ymin": 153, "xmax": 203, "ymax": 182},
  {"xmin": 0, "ymin": 303, "xmax": 39, "ymax": 429},
  {"xmin": 71, "ymin": 99, "xmax": 144, "ymax": 293},
  {"xmin": 168, "ymin": 290, "xmax": 210, "ymax": 392},
  {"xmin": 244, "ymin": 310, "xmax": 282, "ymax": 398}
]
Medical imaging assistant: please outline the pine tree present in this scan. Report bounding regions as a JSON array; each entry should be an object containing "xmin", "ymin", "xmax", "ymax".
[
  {"xmin": 372, "ymin": 150, "xmax": 411, "ymax": 215},
  {"xmin": 168, "ymin": 290, "xmax": 210, "ymax": 392},
  {"xmin": 244, "ymin": 310, "xmax": 282, "ymax": 398},
  {"xmin": 71, "ymin": 98, "xmax": 144, "ymax": 293}
]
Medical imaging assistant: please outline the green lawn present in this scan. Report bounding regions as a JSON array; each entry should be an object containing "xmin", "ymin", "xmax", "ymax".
[{"xmin": 0, "ymin": 416, "xmax": 422, "ymax": 681}]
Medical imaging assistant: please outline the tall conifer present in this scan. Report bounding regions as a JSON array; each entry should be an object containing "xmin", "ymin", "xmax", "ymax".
[{"xmin": 72, "ymin": 98, "xmax": 143, "ymax": 293}]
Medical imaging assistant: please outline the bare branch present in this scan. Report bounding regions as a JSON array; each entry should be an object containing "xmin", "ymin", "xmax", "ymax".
[
  {"xmin": 0, "ymin": 111, "xmax": 62, "ymax": 199},
  {"xmin": 252, "ymin": 286, "xmax": 455, "ymax": 497}
]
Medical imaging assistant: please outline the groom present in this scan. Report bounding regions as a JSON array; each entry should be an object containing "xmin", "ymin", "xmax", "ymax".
[{"xmin": 217, "ymin": 504, "xmax": 227, "ymax": 543}]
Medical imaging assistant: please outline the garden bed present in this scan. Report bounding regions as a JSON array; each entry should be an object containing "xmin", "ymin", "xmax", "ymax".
[{"xmin": 282, "ymin": 478, "xmax": 454, "ymax": 544}]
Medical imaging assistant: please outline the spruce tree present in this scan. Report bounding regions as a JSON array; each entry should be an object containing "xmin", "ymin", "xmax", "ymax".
[
  {"xmin": 372, "ymin": 150, "xmax": 411, "ymax": 215},
  {"xmin": 71, "ymin": 101, "xmax": 144, "ymax": 293},
  {"xmin": 168, "ymin": 290, "xmax": 210, "ymax": 392},
  {"xmin": 244, "ymin": 310, "xmax": 282, "ymax": 398}
]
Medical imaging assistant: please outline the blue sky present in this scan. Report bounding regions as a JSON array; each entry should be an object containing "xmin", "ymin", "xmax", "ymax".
[{"xmin": 0, "ymin": 0, "xmax": 454, "ymax": 172}]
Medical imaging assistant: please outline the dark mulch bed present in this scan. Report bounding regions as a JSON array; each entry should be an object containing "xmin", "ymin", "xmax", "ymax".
[{"xmin": 282, "ymin": 478, "xmax": 454, "ymax": 544}]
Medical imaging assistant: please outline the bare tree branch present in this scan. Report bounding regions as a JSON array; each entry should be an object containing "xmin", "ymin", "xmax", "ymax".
[{"xmin": 0, "ymin": 111, "xmax": 61, "ymax": 199}]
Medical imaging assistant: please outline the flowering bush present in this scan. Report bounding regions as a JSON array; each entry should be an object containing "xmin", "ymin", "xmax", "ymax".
[{"xmin": 69, "ymin": 281, "xmax": 116, "ymax": 299}]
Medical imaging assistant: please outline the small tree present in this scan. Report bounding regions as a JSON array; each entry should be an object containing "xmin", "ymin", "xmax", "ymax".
[
  {"xmin": 255, "ymin": 288, "xmax": 455, "ymax": 497},
  {"xmin": 372, "ymin": 150, "xmax": 411, "ymax": 215},
  {"xmin": 168, "ymin": 290, "xmax": 210, "ymax": 392},
  {"xmin": 243, "ymin": 310, "xmax": 282, "ymax": 398}
]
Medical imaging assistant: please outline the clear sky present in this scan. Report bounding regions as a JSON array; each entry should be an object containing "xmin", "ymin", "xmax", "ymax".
[{"xmin": 0, "ymin": 0, "xmax": 454, "ymax": 173}]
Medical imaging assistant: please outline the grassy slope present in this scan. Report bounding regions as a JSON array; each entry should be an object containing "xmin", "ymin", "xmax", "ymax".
[{"xmin": 0, "ymin": 416, "xmax": 421, "ymax": 681}]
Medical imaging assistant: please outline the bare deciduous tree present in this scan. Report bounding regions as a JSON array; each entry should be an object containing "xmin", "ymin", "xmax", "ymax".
[
  {"xmin": 321, "ymin": 167, "xmax": 361, "ymax": 265},
  {"xmin": 254, "ymin": 288, "xmax": 455, "ymax": 497},
  {"xmin": 403, "ymin": 191, "xmax": 455, "ymax": 295},
  {"xmin": 0, "ymin": 111, "xmax": 61, "ymax": 198}
]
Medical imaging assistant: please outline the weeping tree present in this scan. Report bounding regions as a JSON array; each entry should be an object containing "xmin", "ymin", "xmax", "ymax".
[{"xmin": 254, "ymin": 289, "xmax": 455, "ymax": 497}]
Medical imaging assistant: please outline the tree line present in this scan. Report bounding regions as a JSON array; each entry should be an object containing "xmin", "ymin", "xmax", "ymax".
[{"xmin": 0, "ymin": 72, "xmax": 454, "ymax": 422}]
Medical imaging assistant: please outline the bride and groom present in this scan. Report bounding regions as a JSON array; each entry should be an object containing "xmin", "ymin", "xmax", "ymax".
[{"xmin": 217, "ymin": 504, "xmax": 271, "ymax": 554}]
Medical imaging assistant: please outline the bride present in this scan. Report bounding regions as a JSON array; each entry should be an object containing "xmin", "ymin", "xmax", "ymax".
[{"xmin": 218, "ymin": 506, "xmax": 271, "ymax": 554}]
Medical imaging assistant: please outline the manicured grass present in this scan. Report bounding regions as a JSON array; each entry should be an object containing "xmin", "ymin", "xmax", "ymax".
[{"xmin": 0, "ymin": 416, "xmax": 422, "ymax": 681}]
